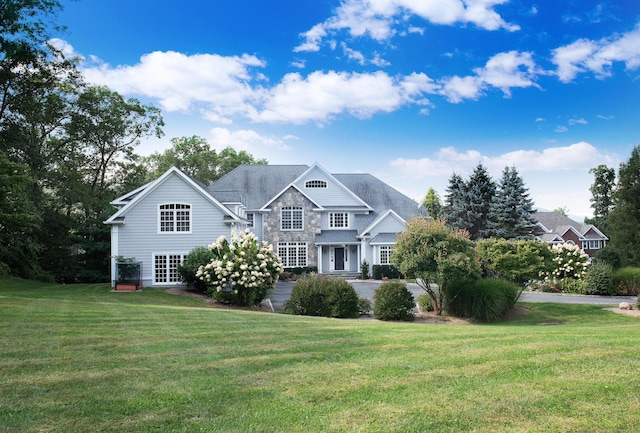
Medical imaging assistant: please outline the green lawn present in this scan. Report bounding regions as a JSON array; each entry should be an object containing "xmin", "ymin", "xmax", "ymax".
[{"xmin": 1, "ymin": 277, "xmax": 639, "ymax": 433}]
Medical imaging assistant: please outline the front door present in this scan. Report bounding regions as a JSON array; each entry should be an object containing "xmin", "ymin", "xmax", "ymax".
[{"xmin": 334, "ymin": 247, "xmax": 345, "ymax": 271}]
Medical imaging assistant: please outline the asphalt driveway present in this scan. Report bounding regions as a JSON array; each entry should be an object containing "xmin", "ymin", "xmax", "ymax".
[{"xmin": 269, "ymin": 280, "xmax": 637, "ymax": 310}]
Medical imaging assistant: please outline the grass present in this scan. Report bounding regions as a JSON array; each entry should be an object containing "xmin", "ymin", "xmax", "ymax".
[{"xmin": 1, "ymin": 276, "xmax": 639, "ymax": 432}]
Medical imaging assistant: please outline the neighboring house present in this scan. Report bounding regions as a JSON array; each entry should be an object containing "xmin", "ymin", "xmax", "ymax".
[
  {"xmin": 532, "ymin": 211, "xmax": 608, "ymax": 257},
  {"xmin": 105, "ymin": 163, "xmax": 427, "ymax": 287}
]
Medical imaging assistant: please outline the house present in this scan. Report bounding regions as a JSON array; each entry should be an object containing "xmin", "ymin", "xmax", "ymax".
[
  {"xmin": 532, "ymin": 211, "xmax": 608, "ymax": 257},
  {"xmin": 105, "ymin": 163, "xmax": 427, "ymax": 287}
]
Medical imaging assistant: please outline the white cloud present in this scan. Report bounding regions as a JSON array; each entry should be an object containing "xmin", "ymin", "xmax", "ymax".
[
  {"xmin": 253, "ymin": 70, "xmax": 437, "ymax": 123},
  {"xmin": 439, "ymin": 51, "xmax": 540, "ymax": 102},
  {"xmin": 568, "ymin": 118, "xmax": 587, "ymax": 125},
  {"xmin": 552, "ymin": 23, "xmax": 640, "ymax": 82},
  {"xmin": 208, "ymin": 127, "xmax": 292, "ymax": 152},
  {"xmin": 555, "ymin": 125, "xmax": 568, "ymax": 133},
  {"xmin": 294, "ymin": 0, "xmax": 519, "ymax": 52}
]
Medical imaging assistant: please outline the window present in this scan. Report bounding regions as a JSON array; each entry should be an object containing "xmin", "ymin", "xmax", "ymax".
[
  {"xmin": 329, "ymin": 212, "xmax": 349, "ymax": 228},
  {"xmin": 159, "ymin": 203, "xmax": 191, "ymax": 233},
  {"xmin": 379, "ymin": 246, "xmax": 394, "ymax": 265},
  {"xmin": 587, "ymin": 240, "xmax": 601, "ymax": 250},
  {"xmin": 154, "ymin": 254, "xmax": 186, "ymax": 284},
  {"xmin": 305, "ymin": 180, "xmax": 327, "ymax": 188},
  {"xmin": 278, "ymin": 242, "xmax": 307, "ymax": 267},
  {"xmin": 246, "ymin": 212, "xmax": 254, "ymax": 228},
  {"xmin": 281, "ymin": 206, "xmax": 303, "ymax": 230}
]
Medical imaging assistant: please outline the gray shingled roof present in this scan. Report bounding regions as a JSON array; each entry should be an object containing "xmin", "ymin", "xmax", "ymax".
[
  {"xmin": 533, "ymin": 211, "xmax": 608, "ymax": 240},
  {"xmin": 370, "ymin": 233, "xmax": 398, "ymax": 244},
  {"xmin": 315, "ymin": 230, "xmax": 359, "ymax": 244}
]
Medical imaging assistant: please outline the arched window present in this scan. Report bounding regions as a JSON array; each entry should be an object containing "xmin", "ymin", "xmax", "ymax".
[{"xmin": 305, "ymin": 180, "xmax": 327, "ymax": 188}]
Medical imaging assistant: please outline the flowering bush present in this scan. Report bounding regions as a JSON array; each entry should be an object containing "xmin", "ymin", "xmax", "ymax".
[
  {"xmin": 197, "ymin": 229, "xmax": 283, "ymax": 306},
  {"xmin": 546, "ymin": 243, "xmax": 590, "ymax": 280}
]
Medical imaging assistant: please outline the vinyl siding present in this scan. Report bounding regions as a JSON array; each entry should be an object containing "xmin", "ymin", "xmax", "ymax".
[
  {"xmin": 294, "ymin": 169, "xmax": 364, "ymax": 207},
  {"xmin": 114, "ymin": 173, "xmax": 232, "ymax": 286}
]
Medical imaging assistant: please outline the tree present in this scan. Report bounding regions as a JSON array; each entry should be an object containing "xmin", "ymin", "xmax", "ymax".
[
  {"xmin": 422, "ymin": 187, "xmax": 442, "ymax": 218},
  {"xmin": 392, "ymin": 218, "xmax": 480, "ymax": 315},
  {"xmin": 553, "ymin": 206, "xmax": 569, "ymax": 216},
  {"xmin": 585, "ymin": 164, "xmax": 615, "ymax": 229},
  {"xmin": 442, "ymin": 173, "xmax": 467, "ymax": 230},
  {"xmin": 476, "ymin": 238, "xmax": 553, "ymax": 285},
  {"xmin": 607, "ymin": 145, "xmax": 640, "ymax": 266},
  {"xmin": 142, "ymin": 136, "xmax": 267, "ymax": 185},
  {"xmin": 465, "ymin": 163, "xmax": 496, "ymax": 240},
  {"xmin": 484, "ymin": 166, "xmax": 536, "ymax": 239}
]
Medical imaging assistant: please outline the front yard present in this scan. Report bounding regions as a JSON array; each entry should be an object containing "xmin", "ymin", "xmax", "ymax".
[{"xmin": 1, "ymin": 276, "xmax": 639, "ymax": 432}]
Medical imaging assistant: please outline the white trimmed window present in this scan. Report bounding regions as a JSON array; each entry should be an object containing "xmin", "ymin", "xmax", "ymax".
[
  {"xmin": 278, "ymin": 242, "xmax": 307, "ymax": 267},
  {"xmin": 305, "ymin": 180, "xmax": 327, "ymax": 188},
  {"xmin": 246, "ymin": 212, "xmax": 254, "ymax": 228},
  {"xmin": 379, "ymin": 245, "xmax": 394, "ymax": 265},
  {"xmin": 281, "ymin": 206, "xmax": 303, "ymax": 231},
  {"xmin": 329, "ymin": 212, "xmax": 349, "ymax": 228},
  {"xmin": 586, "ymin": 240, "xmax": 601, "ymax": 250},
  {"xmin": 159, "ymin": 203, "xmax": 191, "ymax": 233},
  {"xmin": 154, "ymin": 254, "xmax": 186, "ymax": 284}
]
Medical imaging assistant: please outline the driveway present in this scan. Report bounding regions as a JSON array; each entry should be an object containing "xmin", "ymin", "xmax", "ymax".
[{"xmin": 270, "ymin": 280, "xmax": 637, "ymax": 310}]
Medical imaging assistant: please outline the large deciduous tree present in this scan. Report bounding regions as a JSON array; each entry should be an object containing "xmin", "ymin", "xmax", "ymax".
[
  {"xmin": 584, "ymin": 164, "xmax": 615, "ymax": 229},
  {"xmin": 607, "ymin": 145, "xmax": 640, "ymax": 266},
  {"xmin": 392, "ymin": 218, "xmax": 480, "ymax": 315}
]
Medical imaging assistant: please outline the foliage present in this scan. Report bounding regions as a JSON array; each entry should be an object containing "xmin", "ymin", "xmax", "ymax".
[
  {"xmin": 142, "ymin": 136, "xmax": 267, "ymax": 185},
  {"xmin": 546, "ymin": 243, "xmax": 590, "ymax": 280},
  {"xmin": 584, "ymin": 164, "xmax": 615, "ymax": 229},
  {"xmin": 371, "ymin": 264, "xmax": 402, "ymax": 280},
  {"xmin": 583, "ymin": 262, "xmax": 616, "ymax": 296},
  {"xmin": 178, "ymin": 246, "xmax": 218, "ymax": 293},
  {"xmin": 197, "ymin": 229, "xmax": 283, "ymax": 306},
  {"xmin": 392, "ymin": 217, "xmax": 480, "ymax": 315},
  {"xmin": 372, "ymin": 281, "xmax": 415, "ymax": 321},
  {"xmin": 422, "ymin": 187, "xmax": 442, "ymax": 219},
  {"xmin": 592, "ymin": 246, "xmax": 622, "ymax": 269},
  {"xmin": 476, "ymin": 238, "xmax": 553, "ymax": 285},
  {"xmin": 607, "ymin": 145, "xmax": 640, "ymax": 266},
  {"xmin": 282, "ymin": 275, "xmax": 359, "ymax": 318},
  {"xmin": 416, "ymin": 292, "xmax": 434, "ymax": 312},
  {"xmin": 484, "ymin": 166, "xmax": 536, "ymax": 239},
  {"xmin": 358, "ymin": 297, "xmax": 372, "ymax": 315},
  {"xmin": 441, "ymin": 173, "xmax": 467, "ymax": 231},
  {"xmin": 532, "ymin": 277, "xmax": 584, "ymax": 294},
  {"xmin": 360, "ymin": 259, "xmax": 369, "ymax": 279},
  {"xmin": 445, "ymin": 278, "xmax": 519, "ymax": 322},
  {"xmin": 612, "ymin": 267, "xmax": 640, "ymax": 296},
  {"xmin": 464, "ymin": 163, "xmax": 496, "ymax": 240}
]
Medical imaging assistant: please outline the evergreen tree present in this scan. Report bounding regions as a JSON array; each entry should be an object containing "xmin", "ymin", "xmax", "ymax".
[
  {"xmin": 442, "ymin": 173, "xmax": 468, "ymax": 231},
  {"xmin": 584, "ymin": 164, "xmax": 615, "ymax": 229},
  {"xmin": 607, "ymin": 145, "xmax": 640, "ymax": 266},
  {"xmin": 422, "ymin": 187, "xmax": 442, "ymax": 219},
  {"xmin": 484, "ymin": 166, "xmax": 536, "ymax": 239},
  {"xmin": 464, "ymin": 163, "xmax": 495, "ymax": 240}
]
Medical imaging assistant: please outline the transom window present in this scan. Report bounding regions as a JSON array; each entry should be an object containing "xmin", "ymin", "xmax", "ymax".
[
  {"xmin": 159, "ymin": 203, "xmax": 191, "ymax": 233},
  {"xmin": 305, "ymin": 180, "xmax": 327, "ymax": 188},
  {"xmin": 379, "ymin": 245, "xmax": 394, "ymax": 265},
  {"xmin": 329, "ymin": 212, "xmax": 349, "ymax": 228},
  {"xmin": 278, "ymin": 242, "xmax": 307, "ymax": 267},
  {"xmin": 154, "ymin": 254, "xmax": 186, "ymax": 284},
  {"xmin": 281, "ymin": 206, "xmax": 303, "ymax": 231}
]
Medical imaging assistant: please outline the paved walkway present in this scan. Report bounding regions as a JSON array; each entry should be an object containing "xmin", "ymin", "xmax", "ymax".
[{"xmin": 269, "ymin": 280, "xmax": 637, "ymax": 310}]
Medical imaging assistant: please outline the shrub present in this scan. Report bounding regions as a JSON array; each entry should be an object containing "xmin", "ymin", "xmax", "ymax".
[
  {"xmin": 282, "ymin": 275, "xmax": 359, "ymax": 318},
  {"xmin": 546, "ymin": 243, "xmax": 590, "ymax": 280},
  {"xmin": 416, "ymin": 292, "xmax": 434, "ymax": 312},
  {"xmin": 612, "ymin": 267, "xmax": 640, "ymax": 296},
  {"xmin": 179, "ymin": 246, "xmax": 218, "ymax": 293},
  {"xmin": 445, "ymin": 279, "xmax": 518, "ymax": 322},
  {"xmin": 593, "ymin": 247, "xmax": 622, "ymax": 269},
  {"xmin": 358, "ymin": 297, "xmax": 372, "ymax": 315},
  {"xmin": 583, "ymin": 262, "xmax": 616, "ymax": 295},
  {"xmin": 360, "ymin": 259, "xmax": 370, "ymax": 280},
  {"xmin": 372, "ymin": 264, "xmax": 402, "ymax": 280},
  {"xmin": 476, "ymin": 238, "xmax": 554, "ymax": 284},
  {"xmin": 373, "ymin": 281, "xmax": 415, "ymax": 321}
]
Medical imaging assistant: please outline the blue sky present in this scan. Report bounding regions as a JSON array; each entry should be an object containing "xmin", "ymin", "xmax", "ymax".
[{"xmin": 53, "ymin": 0, "xmax": 640, "ymax": 218}]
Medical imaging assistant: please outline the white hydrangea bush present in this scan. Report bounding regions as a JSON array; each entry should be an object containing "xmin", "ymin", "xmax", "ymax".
[
  {"xmin": 547, "ymin": 243, "xmax": 590, "ymax": 280},
  {"xmin": 197, "ymin": 229, "xmax": 283, "ymax": 305}
]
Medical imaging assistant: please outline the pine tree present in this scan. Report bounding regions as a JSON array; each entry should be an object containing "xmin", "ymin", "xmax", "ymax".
[
  {"xmin": 464, "ymin": 163, "xmax": 495, "ymax": 240},
  {"xmin": 442, "ymin": 173, "xmax": 469, "ymax": 231},
  {"xmin": 422, "ymin": 187, "xmax": 442, "ymax": 218},
  {"xmin": 607, "ymin": 145, "xmax": 640, "ymax": 266},
  {"xmin": 584, "ymin": 164, "xmax": 615, "ymax": 229},
  {"xmin": 485, "ymin": 166, "xmax": 536, "ymax": 239}
]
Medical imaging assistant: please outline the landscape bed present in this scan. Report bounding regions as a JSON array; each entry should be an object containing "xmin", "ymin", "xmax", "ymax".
[{"xmin": 0, "ymin": 276, "xmax": 639, "ymax": 433}]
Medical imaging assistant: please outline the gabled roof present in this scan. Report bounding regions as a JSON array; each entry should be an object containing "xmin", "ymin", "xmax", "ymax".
[
  {"xmin": 104, "ymin": 167, "xmax": 242, "ymax": 225},
  {"xmin": 533, "ymin": 211, "xmax": 608, "ymax": 241},
  {"xmin": 359, "ymin": 209, "xmax": 407, "ymax": 238}
]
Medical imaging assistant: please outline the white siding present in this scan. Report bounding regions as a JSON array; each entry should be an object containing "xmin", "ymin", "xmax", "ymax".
[
  {"xmin": 114, "ymin": 173, "xmax": 232, "ymax": 286},
  {"xmin": 294, "ymin": 168, "xmax": 363, "ymax": 207},
  {"xmin": 369, "ymin": 215, "xmax": 404, "ymax": 237}
]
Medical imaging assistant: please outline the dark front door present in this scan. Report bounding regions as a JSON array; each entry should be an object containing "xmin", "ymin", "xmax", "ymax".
[{"xmin": 334, "ymin": 247, "xmax": 345, "ymax": 271}]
